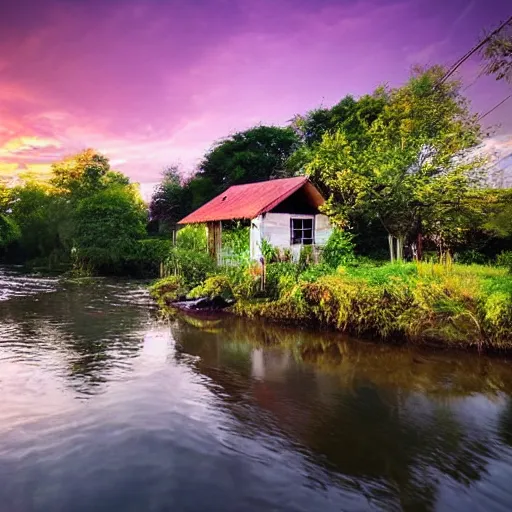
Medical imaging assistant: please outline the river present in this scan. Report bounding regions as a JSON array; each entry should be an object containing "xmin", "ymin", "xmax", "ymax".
[{"xmin": 1, "ymin": 267, "xmax": 512, "ymax": 511}]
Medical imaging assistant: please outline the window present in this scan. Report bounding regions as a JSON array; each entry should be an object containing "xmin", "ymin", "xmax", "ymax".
[{"xmin": 291, "ymin": 218, "xmax": 314, "ymax": 245}]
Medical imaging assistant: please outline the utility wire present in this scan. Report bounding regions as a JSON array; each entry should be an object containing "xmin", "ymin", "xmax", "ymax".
[
  {"xmin": 477, "ymin": 93, "xmax": 512, "ymax": 121},
  {"xmin": 437, "ymin": 14, "xmax": 512, "ymax": 86}
]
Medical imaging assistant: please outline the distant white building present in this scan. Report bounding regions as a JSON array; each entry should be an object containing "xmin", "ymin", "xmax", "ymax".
[{"xmin": 178, "ymin": 177, "xmax": 333, "ymax": 261}]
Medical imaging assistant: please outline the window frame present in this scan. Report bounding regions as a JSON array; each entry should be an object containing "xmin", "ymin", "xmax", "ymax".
[{"xmin": 290, "ymin": 216, "xmax": 315, "ymax": 245}]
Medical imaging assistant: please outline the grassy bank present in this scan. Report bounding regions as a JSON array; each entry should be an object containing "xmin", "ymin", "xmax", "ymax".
[{"xmin": 150, "ymin": 260, "xmax": 512, "ymax": 352}]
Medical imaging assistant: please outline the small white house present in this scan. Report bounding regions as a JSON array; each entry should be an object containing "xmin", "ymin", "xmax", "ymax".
[{"xmin": 178, "ymin": 177, "xmax": 333, "ymax": 261}]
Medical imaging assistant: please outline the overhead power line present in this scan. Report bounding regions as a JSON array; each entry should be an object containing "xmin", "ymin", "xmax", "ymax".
[
  {"xmin": 477, "ymin": 93, "xmax": 512, "ymax": 121},
  {"xmin": 437, "ymin": 14, "xmax": 512, "ymax": 86}
]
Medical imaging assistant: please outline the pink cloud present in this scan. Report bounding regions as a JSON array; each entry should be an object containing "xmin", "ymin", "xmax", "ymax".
[{"xmin": 0, "ymin": 0, "xmax": 511, "ymax": 183}]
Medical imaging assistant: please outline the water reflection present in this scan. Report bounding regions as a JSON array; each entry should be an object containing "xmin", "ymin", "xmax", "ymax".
[
  {"xmin": 172, "ymin": 315, "xmax": 512, "ymax": 511},
  {"xmin": 1, "ymin": 270, "xmax": 512, "ymax": 511}
]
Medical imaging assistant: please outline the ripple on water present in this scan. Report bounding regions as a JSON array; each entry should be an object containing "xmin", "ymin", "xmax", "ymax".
[
  {"xmin": 1, "ymin": 268, "xmax": 512, "ymax": 511},
  {"xmin": 0, "ymin": 267, "xmax": 58, "ymax": 302}
]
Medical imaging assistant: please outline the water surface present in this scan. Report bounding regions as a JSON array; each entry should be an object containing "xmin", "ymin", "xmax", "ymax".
[{"xmin": 1, "ymin": 267, "xmax": 512, "ymax": 511}]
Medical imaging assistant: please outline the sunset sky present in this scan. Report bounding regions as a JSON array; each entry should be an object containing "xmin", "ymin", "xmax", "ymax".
[{"xmin": 1, "ymin": 0, "xmax": 511, "ymax": 184}]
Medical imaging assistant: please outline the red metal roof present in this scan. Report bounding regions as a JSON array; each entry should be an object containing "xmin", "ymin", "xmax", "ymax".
[{"xmin": 179, "ymin": 177, "xmax": 324, "ymax": 224}]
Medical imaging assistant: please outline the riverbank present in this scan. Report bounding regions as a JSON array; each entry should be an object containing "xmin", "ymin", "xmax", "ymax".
[{"xmin": 150, "ymin": 262, "xmax": 512, "ymax": 352}]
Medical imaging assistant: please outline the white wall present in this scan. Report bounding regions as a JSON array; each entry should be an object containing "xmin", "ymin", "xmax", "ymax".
[
  {"xmin": 249, "ymin": 212, "xmax": 333, "ymax": 260},
  {"xmin": 315, "ymin": 214, "xmax": 333, "ymax": 245}
]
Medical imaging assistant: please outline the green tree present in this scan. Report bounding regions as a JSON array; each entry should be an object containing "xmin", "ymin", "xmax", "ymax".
[
  {"xmin": 481, "ymin": 188, "xmax": 512, "ymax": 237},
  {"xmin": 0, "ymin": 214, "xmax": 20, "ymax": 249},
  {"xmin": 149, "ymin": 165, "xmax": 189, "ymax": 233},
  {"xmin": 287, "ymin": 92, "xmax": 388, "ymax": 176},
  {"xmin": 51, "ymin": 148, "xmax": 111, "ymax": 199},
  {"xmin": 306, "ymin": 67, "xmax": 482, "ymax": 260},
  {"xmin": 291, "ymin": 93, "xmax": 388, "ymax": 147},
  {"xmin": 480, "ymin": 20, "xmax": 512, "ymax": 83},
  {"xmin": 73, "ymin": 185, "xmax": 147, "ymax": 271},
  {"xmin": 8, "ymin": 181, "xmax": 72, "ymax": 262},
  {"xmin": 196, "ymin": 125, "xmax": 300, "ymax": 200}
]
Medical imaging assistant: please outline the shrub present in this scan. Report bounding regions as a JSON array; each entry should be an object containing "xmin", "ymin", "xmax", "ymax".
[
  {"xmin": 456, "ymin": 250, "xmax": 488, "ymax": 265},
  {"xmin": 165, "ymin": 248, "xmax": 216, "ymax": 288},
  {"xmin": 298, "ymin": 263, "xmax": 333, "ymax": 282},
  {"xmin": 496, "ymin": 251, "xmax": 512, "ymax": 272},
  {"xmin": 188, "ymin": 275, "xmax": 234, "ymax": 300},
  {"xmin": 322, "ymin": 228, "xmax": 356, "ymax": 268},
  {"xmin": 149, "ymin": 275, "xmax": 187, "ymax": 307},
  {"xmin": 265, "ymin": 262, "xmax": 297, "ymax": 299},
  {"xmin": 234, "ymin": 263, "xmax": 263, "ymax": 300},
  {"xmin": 223, "ymin": 225, "xmax": 250, "ymax": 262},
  {"xmin": 124, "ymin": 238, "xmax": 173, "ymax": 277},
  {"xmin": 176, "ymin": 225, "xmax": 207, "ymax": 251},
  {"xmin": 0, "ymin": 214, "xmax": 20, "ymax": 249},
  {"xmin": 260, "ymin": 239, "xmax": 293, "ymax": 263}
]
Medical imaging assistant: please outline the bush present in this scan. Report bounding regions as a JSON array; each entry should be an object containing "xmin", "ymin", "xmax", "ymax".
[
  {"xmin": 496, "ymin": 251, "xmax": 512, "ymax": 272},
  {"xmin": 456, "ymin": 250, "xmax": 488, "ymax": 265},
  {"xmin": 223, "ymin": 225, "xmax": 250, "ymax": 262},
  {"xmin": 165, "ymin": 248, "xmax": 217, "ymax": 288},
  {"xmin": 176, "ymin": 225, "xmax": 206, "ymax": 251},
  {"xmin": 0, "ymin": 214, "xmax": 20, "ymax": 249},
  {"xmin": 322, "ymin": 228, "xmax": 356, "ymax": 268},
  {"xmin": 298, "ymin": 263, "xmax": 333, "ymax": 282},
  {"xmin": 149, "ymin": 275, "xmax": 187, "ymax": 307},
  {"xmin": 188, "ymin": 275, "xmax": 234, "ymax": 300},
  {"xmin": 265, "ymin": 262, "xmax": 297, "ymax": 299}
]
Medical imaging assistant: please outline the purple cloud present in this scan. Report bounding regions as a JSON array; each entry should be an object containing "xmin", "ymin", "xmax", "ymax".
[{"xmin": 0, "ymin": 0, "xmax": 511, "ymax": 183}]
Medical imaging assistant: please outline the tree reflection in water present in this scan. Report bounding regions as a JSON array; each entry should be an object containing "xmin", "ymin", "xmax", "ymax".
[{"xmin": 172, "ymin": 314, "xmax": 512, "ymax": 511}]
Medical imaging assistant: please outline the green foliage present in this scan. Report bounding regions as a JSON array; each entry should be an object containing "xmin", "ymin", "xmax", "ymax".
[
  {"xmin": 1, "ymin": 151, "xmax": 152, "ymax": 274},
  {"xmin": 496, "ymin": 251, "xmax": 512, "ymax": 272},
  {"xmin": 456, "ymin": 250, "xmax": 489, "ymax": 265},
  {"xmin": 0, "ymin": 214, "xmax": 20, "ymax": 249},
  {"xmin": 73, "ymin": 185, "xmax": 147, "ymax": 272},
  {"xmin": 188, "ymin": 275, "xmax": 233, "ymax": 300},
  {"xmin": 197, "ymin": 125, "xmax": 300, "ymax": 198},
  {"xmin": 222, "ymin": 224, "xmax": 250, "ymax": 261},
  {"xmin": 298, "ymin": 263, "xmax": 333, "ymax": 282},
  {"xmin": 149, "ymin": 275, "xmax": 187, "ymax": 307},
  {"xmin": 265, "ymin": 262, "xmax": 297, "ymax": 300},
  {"xmin": 322, "ymin": 228, "xmax": 356, "ymax": 268},
  {"xmin": 231, "ymin": 262, "xmax": 512, "ymax": 349},
  {"xmin": 176, "ymin": 225, "xmax": 207, "ymax": 251},
  {"xmin": 480, "ymin": 22, "xmax": 512, "ymax": 83},
  {"xmin": 149, "ymin": 166, "xmax": 189, "ymax": 233},
  {"xmin": 260, "ymin": 238, "xmax": 293, "ymax": 263},
  {"xmin": 51, "ymin": 148, "xmax": 111, "ymax": 199},
  {"xmin": 7, "ymin": 182, "xmax": 73, "ymax": 264},
  {"xmin": 219, "ymin": 263, "xmax": 263, "ymax": 300},
  {"xmin": 165, "ymin": 249, "xmax": 216, "ymax": 288},
  {"xmin": 125, "ymin": 238, "xmax": 173, "ymax": 276},
  {"xmin": 306, "ymin": 67, "xmax": 482, "ymax": 260},
  {"xmin": 291, "ymin": 92, "xmax": 388, "ymax": 148}
]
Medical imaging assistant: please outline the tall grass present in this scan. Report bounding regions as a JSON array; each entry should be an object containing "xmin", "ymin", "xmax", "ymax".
[{"xmin": 234, "ymin": 262, "xmax": 512, "ymax": 350}]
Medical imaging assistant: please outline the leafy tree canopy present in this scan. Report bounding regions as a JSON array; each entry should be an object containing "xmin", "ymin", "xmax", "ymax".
[
  {"xmin": 149, "ymin": 165, "xmax": 189, "ymax": 232},
  {"xmin": 306, "ymin": 66, "xmax": 483, "ymax": 259},
  {"xmin": 480, "ymin": 20, "xmax": 512, "ymax": 83},
  {"xmin": 73, "ymin": 185, "xmax": 147, "ymax": 266},
  {"xmin": 0, "ymin": 214, "xmax": 20, "ymax": 249},
  {"xmin": 74, "ymin": 185, "xmax": 146, "ymax": 250},
  {"xmin": 291, "ymin": 91, "xmax": 389, "ymax": 147},
  {"xmin": 51, "ymin": 148, "xmax": 112, "ymax": 199},
  {"xmin": 197, "ymin": 125, "xmax": 300, "ymax": 198}
]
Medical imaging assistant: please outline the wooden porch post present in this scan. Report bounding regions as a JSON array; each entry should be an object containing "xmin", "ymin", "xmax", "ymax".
[{"xmin": 206, "ymin": 221, "xmax": 222, "ymax": 264}]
